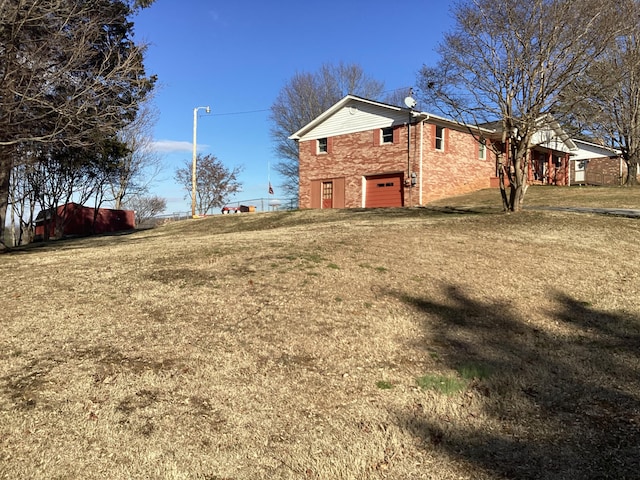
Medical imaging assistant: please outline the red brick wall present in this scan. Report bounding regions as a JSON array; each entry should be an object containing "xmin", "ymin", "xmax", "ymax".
[
  {"xmin": 421, "ymin": 125, "xmax": 495, "ymax": 203},
  {"xmin": 585, "ymin": 157, "xmax": 625, "ymax": 185},
  {"xmin": 298, "ymin": 122, "xmax": 496, "ymax": 208}
]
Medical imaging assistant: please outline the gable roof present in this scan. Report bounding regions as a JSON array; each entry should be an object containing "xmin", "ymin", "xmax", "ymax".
[
  {"xmin": 531, "ymin": 114, "xmax": 577, "ymax": 153},
  {"xmin": 288, "ymin": 94, "xmax": 493, "ymax": 141},
  {"xmin": 571, "ymin": 139, "xmax": 621, "ymax": 161},
  {"xmin": 480, "ymin": 115, "xmax": 577, "ymax": 153}
]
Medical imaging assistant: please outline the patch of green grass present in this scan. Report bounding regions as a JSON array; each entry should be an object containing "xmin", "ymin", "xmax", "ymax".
[
  {"xmin": 359, "ymin": 263, "xmax": 388, "ymax": 272},
  {"xmin": 283, "ymin": 252, "xmax": 326, "ymax": 264},
  {"xmin": 335, "ymin": 297, "xmax": 343, "ymax": 303},
  {"xmin": 376, "ymin": 380, "xmax": 394, "ymax": 390},
  {"xmin": 456, "ymin": 363, "xmax": 492, "ymax": 380},
  {"xmin": 416, "ymin": 374, "xmax": 468, "ymax": 395},
  {"xmin": 327, "ymin": 263, "xmax": 340, "ymax": 269},
  {"xmin": 304, "ymin": 253, "xmax": 325, "ymax": 263},
  {"xmin": 429, "ymin": 351, "xmax": 440, "ymax": 361},
  {"xmin": 364, "ymin": 302, "xmax": 373, "ymax": 309}
]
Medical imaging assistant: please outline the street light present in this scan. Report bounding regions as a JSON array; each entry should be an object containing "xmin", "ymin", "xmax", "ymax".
[{"xmin": 192, "ymin": 105, "xmax": 210, "ymax": 217}]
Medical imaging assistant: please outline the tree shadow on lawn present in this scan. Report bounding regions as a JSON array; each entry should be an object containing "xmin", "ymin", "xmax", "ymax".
[
  {"xmin": 391, "ymin": 285, "xmax": 640, "ymax": 479},
  {"xmin": 1, "ymin": 228, "xmax": 146, "ymax": 255}
]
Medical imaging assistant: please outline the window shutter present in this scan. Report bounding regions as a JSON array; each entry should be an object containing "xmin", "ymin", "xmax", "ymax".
[
  {"xmin": 333, "ymin": 177, "xmax": 346, "ymax": 208},
  {"xmin": 431, "ymin": 124, "xmax": 437, "ymax": 149},
  {"xmin": 393, "ymin": 126, "xmax": 400, "ymax": 144},
  {"xmin": 310, "ymin": 180, "xmax": 321, "ymax": 208},
  {"xmin": 373, "ymin": 130, "xmax": 380, "ymax": 146},
  {"xmin": 445, "ymin": 128, "xmax": 450, "ymax": 152},
  {"xmin": 327, "ymin": 136, "xmax": 334, "ymax": 154}
]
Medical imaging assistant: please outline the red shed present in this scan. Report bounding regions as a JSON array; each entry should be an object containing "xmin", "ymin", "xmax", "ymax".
[{"xmin": 34, "ymin": 202, "xmax": 135, "ymax": 241}]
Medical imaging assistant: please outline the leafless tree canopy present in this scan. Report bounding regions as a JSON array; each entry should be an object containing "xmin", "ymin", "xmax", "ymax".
[
  {"xmin": 125, "ymin": 194, "xmax": 166, "ymax": 225},
  {"xmin": 563, "ymin": 0, "xmax": 640, "ymax": 185},
  {"xmin": 111, "ymin": 99, "xmax": 162, "ymax": 209},
  {"xmin": 0, "ymin": 0, "xmax": 156, "ymax": 246},
  {"xmin": 175, "ymin": 154, "xmax": 242, "ymax": 215},
  {"xmin": 0, "ymin": 0, "xmax": 154, "ymax": 148},
  {"xmin": 418, "ymin": 0, "xmax": 619, "ymax": 210},
  {"xmin": 269, "ymin": 62, "xmax": 385, "ymax": 197}
]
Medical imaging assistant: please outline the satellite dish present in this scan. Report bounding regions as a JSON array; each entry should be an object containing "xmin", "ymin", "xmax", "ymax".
[{"xmin": 404, "ymin": 96, "xmax": 417, "ymax": 109}]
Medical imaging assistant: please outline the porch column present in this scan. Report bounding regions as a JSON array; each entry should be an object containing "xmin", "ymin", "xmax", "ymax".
[{"xmin": 527, "ymin": 148, "xmax": 533, "ymax": 183}]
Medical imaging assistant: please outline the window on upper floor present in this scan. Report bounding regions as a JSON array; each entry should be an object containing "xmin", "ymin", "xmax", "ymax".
[
  {"xmin": 317, "ymin": 137, "xmax": 328, "ymax": 154},
  {"xmin": 381, "ymin": 127, "xmax": 394, "ymax": 144},
  {"xmin": 478, "ymin": 139, "xmax": 487, "ymax": 160},
  {"xmin": 435, "ymin": 126, "xmax": 445, "ymax": 151}
]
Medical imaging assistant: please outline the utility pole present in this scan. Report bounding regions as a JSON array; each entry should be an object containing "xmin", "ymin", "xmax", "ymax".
[{"xmin": 192, "ymin": 105, "xmax": 210, "ymax": 217}]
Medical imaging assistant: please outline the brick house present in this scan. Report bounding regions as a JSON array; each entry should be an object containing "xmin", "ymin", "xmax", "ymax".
[
  {"xmin": 569, "ymin": 139, "xmax": 626, "ymax": 186},
  {"xmin": 478, "ymin": 115, "xmax": 578, "ymax": 187},
  {"xmin": 289, "ymin": 95, "xmax": 576, "ymax": 209}
]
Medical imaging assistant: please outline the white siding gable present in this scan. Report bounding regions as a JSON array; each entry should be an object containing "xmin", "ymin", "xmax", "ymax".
[
  {"xmin": 532, "ymin": 125, "xmax": 574, "ymax": 153},
  {"xmin": 297, "ymin": 100, "xmax": 411, "ymax": 141}
]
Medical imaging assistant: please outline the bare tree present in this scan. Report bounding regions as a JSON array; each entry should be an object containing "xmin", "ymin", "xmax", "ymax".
[
  {"xmin": 0, "ymin": 0, "xmax": 156, "ymax": 246},
  {"xmin": 175, "ymin": 154, "xmax": 242, "ymax": 215},
  {"xmin": 269, "ymin": 62, "xmax": 385, "ymax": 196},
  {"xmin": 564, "ymin": 0, "xmax": 640, "ymax": 186},
  {"xmin": 417, "ymin": 0, "xmax": 618, "ymax": 211},
  {"xmin": 111, "ymin": 100, "xmax": 162, "ymax": 208},
  {"xmin": 125, "ymin": 195, "xmax": 166, "ymax": 226},
  {"xmin": 8, "ymin": 159, "xmax": 36, "ymax": 246}
]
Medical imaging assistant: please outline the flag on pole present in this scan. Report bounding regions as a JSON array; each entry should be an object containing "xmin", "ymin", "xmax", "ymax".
[{"xmin": 268, "ymin": 182, "xmax": 274, "ymax": 195}]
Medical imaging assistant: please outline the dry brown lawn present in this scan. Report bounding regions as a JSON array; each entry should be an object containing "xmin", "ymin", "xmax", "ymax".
[{"xmin": 1, "ymin": 187, "xmax": 640, "ymax": 479}]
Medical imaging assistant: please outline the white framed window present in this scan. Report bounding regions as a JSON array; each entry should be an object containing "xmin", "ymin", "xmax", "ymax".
[
  {"xmin": 381, "ymin": 127, "xmax": 394, "ymax": 144},
  {"xmin": 478, "ymin": 139, "xmax": 486, "ymax": 160},
  {"xmin": 435, "ymin": 126, "xmax": 445, "ymax": 151},
  {"xmin": 317, "ymin": 137, "xmax": 328, "ymax": 154}
]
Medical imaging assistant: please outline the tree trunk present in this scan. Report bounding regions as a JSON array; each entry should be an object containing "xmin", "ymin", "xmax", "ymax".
[
  {"xmin": 498, "ymin": 166, "xmax": 510, "ymax": 211},
  {"xmin": 507, "ymin": 150, "xmax": 528, "ymax": 212},
  {"xmin": 0, "ymin": 153, "xmax": 13, "ymax": 249},
  {"xmin": 626, "ymin": 160, "xmax": 639, "ymax": 185}
]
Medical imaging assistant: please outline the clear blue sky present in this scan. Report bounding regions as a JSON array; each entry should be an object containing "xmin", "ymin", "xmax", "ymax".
[{"xmin": 132, "ymin": 0, "xmax": 455, "ymax": 214}]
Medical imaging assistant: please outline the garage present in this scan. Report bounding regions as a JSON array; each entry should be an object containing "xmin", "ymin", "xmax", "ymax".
[{"xmin": 365, "ymin": 173, "xmax": 404, "ymax": 207}]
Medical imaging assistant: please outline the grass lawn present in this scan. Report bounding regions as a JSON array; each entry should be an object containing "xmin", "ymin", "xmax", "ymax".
[{"xmin": 1, "ymin": 187, "xmax": 639, "ymax": 479}]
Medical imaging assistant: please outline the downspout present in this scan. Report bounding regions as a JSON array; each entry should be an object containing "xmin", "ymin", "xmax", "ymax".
[
  {"xmin": 620, "ymin": 156, "xmax": 624, "ymax": 184},
  {"xmin": 407, "ymin": 117, "xmax": 411, "ymax": 207}
]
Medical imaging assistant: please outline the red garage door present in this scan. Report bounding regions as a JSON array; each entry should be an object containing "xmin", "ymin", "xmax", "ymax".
[{"xmin": 365, "ymin": 174, "xmax": 404, "ymax": 208}]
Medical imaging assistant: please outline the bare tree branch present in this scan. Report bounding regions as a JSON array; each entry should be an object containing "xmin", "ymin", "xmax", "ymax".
[
  {"xmin": 175, "ymin": 154, "xmax": 243, "ymax": 215},
  {"xmin": 0, "ymin": 0, "xmax": 156, "ymax": 247},
  {"xmin": 269, "ymin": 62, "xmax": 385, "ymax": 197},
  {"xmin": 417, "ymin": 0, "xmax": 620, "ymax": 211}
]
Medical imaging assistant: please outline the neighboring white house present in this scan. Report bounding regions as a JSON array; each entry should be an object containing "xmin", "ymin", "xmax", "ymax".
[{"xmin": 569, "ymin": 140, "xmax": 625, "ymax": 185}]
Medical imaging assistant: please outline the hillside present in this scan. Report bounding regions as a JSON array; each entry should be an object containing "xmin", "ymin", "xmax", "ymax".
[{"xmin": 1, "ymin": 188, "xmax": 640, "ymax": 479}]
